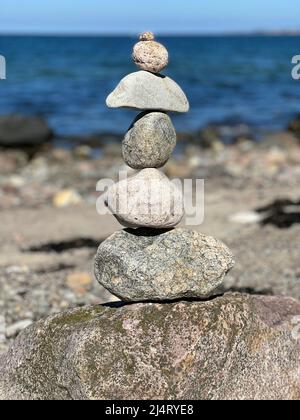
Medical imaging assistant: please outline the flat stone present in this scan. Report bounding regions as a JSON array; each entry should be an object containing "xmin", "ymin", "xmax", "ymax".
[
  {"xmin": 103, "ymin": 169, "xmax": 184, "ymax": 228},
  {"xmin": 94, "ymin": 228, "xmax": 234, "ymax": 301},
  {"xmin": 1, "ymin": 294, "xmax": 299, "ymax": 400},
  {"xmin": 132, "ymin": 40, "xmax": 168, "ymax": 73},
  {"xmin": 106, "ymin": 71, "xmax": 189, "ymax": 113},
  {"xmin": 122, "ymin": 112, "xmax": 176, "ymax": 169}
]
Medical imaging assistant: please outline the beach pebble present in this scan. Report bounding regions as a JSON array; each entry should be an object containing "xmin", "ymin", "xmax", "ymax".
[
  {"xmin": 6, "ymin": 319, "xmax": 32, "ymax": 339},
  {"xmin": 139, "ymin": 31, "xmax": 155, "ymax": 41},
  {"xmin": 66, "ymin": 272, "xmax": 92, "ymax": 296},
  {"xmin": 3, "ymin": 175, "xmax": 26, "ymax": 189},
  {"xmin": 123, "ymin": 112, "xmax": 176, "ymax": 169},
  {"xmin": 73, "ymin": 145, "xmax": 92, "ymax": 159},
  {"xmin": 53, "ymin": 189, "xmax": 82, "ymax": 208},
  {"xmin": 95, "ymin": 228, "xmax": 235, "ymax": 301},
  {"xmin": 103, "ymin": 168, "xmax": 184, "ymax": 228},
  {"xmin": 133, "ymin": 32, "xmax": 168, "ymax": 73},
  {"xmin": 229, "ymin": 211, "xmax": 263, "ymax": 224},
  {"xmin": 106, "ymin": 71, "xmax": 189, "ymax": 113}
]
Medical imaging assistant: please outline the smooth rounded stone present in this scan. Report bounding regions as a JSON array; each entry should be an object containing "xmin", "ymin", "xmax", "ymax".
[
  {"xmin": 106, "ymin": 71, "xmax": 189, "ymax": 113},
  {"xmin": 132, "ymin": 37, "xmax": 168, "ymax": 73},
  {"xmin": 123, "ymin": 112, "xmax": 176, "ymax": 169},
  {"xmin": 1, "ymin": 294, "xmax": 300, "ymax": 400},
  {"xmin": 94, "ymin": 228, "xmax": 235, "ymax": 301},
  {"xmin": 139, "ymin": 31, "xmax": 155, "ymax": 41},
  {"xmin": 103, "ymin": 169, "xmax": 184, "ymax": 229}
]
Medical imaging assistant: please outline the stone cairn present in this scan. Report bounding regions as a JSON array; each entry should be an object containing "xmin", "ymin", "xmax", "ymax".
[{"xmin": 95, "ymin": 33, "xmax": 234, "ymax": 302}]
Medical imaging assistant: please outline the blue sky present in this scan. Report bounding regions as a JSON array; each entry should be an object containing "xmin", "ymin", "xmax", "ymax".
[{"xmin": 1, "ymin": 0, "xmax": 300, "ymax": 34}]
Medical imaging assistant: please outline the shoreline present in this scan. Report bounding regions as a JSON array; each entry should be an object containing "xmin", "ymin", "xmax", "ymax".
[{"xmin": 1, "ymin": 115, "xmax": 299, "ymax": 152}]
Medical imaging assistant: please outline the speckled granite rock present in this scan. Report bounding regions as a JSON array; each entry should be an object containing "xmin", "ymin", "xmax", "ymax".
[
  {"xmin": 123, "ymin": 112, "xmax": 176, "ymax": 169},
  {"xmin": 139, "ymin": 32, "xmax": 155, "ymax": 41},
  {"xmin": 1, "ymin": 293, "xmax": 299, "ymax": 400},
  {"xmin": 132, "ymin": 32, "xmax": 168, "ymax": 73},
  {"xmin": 94, "ymin": 228, "xmax": 234, "ymax": 301},
  {"xmin": 106, "ymin": 71, "xmax": 189, "ymax": 113},
  {"xmin": 103, "ymin": 169, "xmax": 184, "ymax": 229}
]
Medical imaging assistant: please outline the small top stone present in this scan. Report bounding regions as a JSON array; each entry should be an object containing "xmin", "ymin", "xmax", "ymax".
[
  {"xmin": 139, "ymin": 31, "xmax": 155, "ymax": 41},
  {"xmin": 133, "ymin": 32, "xmax": 169, "ymax": 74}
]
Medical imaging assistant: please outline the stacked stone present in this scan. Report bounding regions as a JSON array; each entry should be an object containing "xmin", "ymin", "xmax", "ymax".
[{"xmin": 95, "ymin": 33, "xmax": 234, "ymax": 302}]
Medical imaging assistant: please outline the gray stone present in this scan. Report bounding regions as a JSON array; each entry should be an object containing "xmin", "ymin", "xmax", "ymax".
[
  {"xmin": 103, "ymin": 169, "xmax": 184, "ymax": 229},
  {"xmin": 0, "ymin": 114, "xmax": 53, "ymax": 147},
  {"xmin": 106, "ymin": 71, "xmax": 189, "ymax": 113},
  {"xmin": 123, "ymin": 112, "xmax": 176, "ymax": 169},
  {"xmin": 1, "ymin": 293, "xmax": 300, "ymax": 400},
  {"xmin": 94, "ymin": 228, "xmax": 234, "ymax": 301}
]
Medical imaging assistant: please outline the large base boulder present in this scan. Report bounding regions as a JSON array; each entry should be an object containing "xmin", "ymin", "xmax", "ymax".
[{"xmin": 0, "ymin": 293, "xmax": 300, "ymax": 400}]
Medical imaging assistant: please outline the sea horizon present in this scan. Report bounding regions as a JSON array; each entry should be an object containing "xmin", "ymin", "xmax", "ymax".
[
  {"xmin": 1, "ymin": 30, "xmax": 300, "ymax": 37},
  {"xmin": 1, "ymin": 34, "xmax": 300, "ymax": 139}
]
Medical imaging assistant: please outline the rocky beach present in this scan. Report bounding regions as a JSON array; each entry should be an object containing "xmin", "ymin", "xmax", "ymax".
[{"xmin": 1, "ymin": 112, "xmax": 300, "ymax": 355}]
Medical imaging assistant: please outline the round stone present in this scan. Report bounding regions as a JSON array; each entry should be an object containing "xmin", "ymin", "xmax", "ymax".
[
  {"xmin": 133, "ymin": 40, "xmax": 168, "ymax": 73},
  {"xmin": 139, "ymin": 31, "xmax": 155, "ymax": 41},
  {"xmin": 103, "ymin": 168, "xmax": 184, "ymax": 229},
  {"xmin": 95, "ymin": 228, "xmax": 235, "ymax": 302},
  {"xmin": 123, "ymin": 112, "xmax": 176, "ymax": 169}
]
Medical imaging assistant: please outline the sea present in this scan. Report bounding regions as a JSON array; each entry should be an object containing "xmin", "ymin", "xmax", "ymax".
[{"xmin": 0, "ymin": 35, "xmax": 300, "ymax": 139}]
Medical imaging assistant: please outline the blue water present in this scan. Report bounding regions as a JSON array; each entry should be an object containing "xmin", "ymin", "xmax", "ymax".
[{"xmin": 0, "ymin": 35, "xmax": 300, "ymax": 136}]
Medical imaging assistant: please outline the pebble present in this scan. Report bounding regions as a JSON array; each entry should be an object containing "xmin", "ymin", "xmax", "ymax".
[
  {"xmin": 139, "ymin": 32, "xmax": 155, "ymax": 41},
  {"xmin": 66, "ymin": 272, "xmax": 92, "ymax": 296},
  {"xmin": 229, "ymin": 211, "xmax": 263, "ymax": 224},
  {"xmin": 4, "ymin": 175, "xmax": 26, "ymax": 189},
  {"xmin": 53, "ymin": 189, "xmax": 82, "ymax": 208},
  {"xmin": 73, "ymin": 145, "xmax": 92, "ymax": 159},
  {"xmin": 6, "ymin": 319, "xmax": 33, "ymax": 339}
]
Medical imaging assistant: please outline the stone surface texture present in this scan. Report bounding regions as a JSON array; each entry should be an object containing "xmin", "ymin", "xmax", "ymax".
[
  {"xmin": 123, "ymin": 112, "xmax": 177, "ymax": 169},
  {"xmin": 103, "ymin": 169, "xmax": 184, "ymax": 229},
  {"xmin": 1, "ymin": 293, "xmax": 300, "ymax": 400},
  {"xmin": 106, "ymin": 71, "xmax": 189, "ymax": 113},
  {"xmin": 94, "ymin": 228, "xmax": 234, "ymax": 301},
  {"xmin": 133, "ymin": 40, "xmax": 168, "ymax": 73}
]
